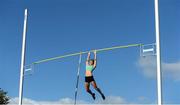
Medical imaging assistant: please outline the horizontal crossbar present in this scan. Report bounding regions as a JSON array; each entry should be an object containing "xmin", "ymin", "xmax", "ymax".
[{"xmin": 27, "ymin": 43, "xmax": 142, "ymax": 65}]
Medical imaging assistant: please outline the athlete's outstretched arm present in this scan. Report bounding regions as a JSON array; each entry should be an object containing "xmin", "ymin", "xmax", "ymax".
[
  {"xmin": 93, "ymin": 50, "xmax": 97, "ymax": 68},
  {"xmin": 86, "ymin": 52, "xmax": 90, "ymax": 65}
]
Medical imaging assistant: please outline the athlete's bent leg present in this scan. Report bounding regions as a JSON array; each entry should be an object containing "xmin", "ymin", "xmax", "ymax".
[
  {"xmin": 85, "ymin": 82, "xmax": 96, "ymax": 100},
  {"xmin": 91, "ymin": 81, "xmax": 106, "ymax": 100}
]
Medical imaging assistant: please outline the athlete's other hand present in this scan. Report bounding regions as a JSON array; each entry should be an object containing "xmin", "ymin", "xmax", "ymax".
[{"xmin": 94, "ymin": 50, "xmax": 97, "ymax": 54}]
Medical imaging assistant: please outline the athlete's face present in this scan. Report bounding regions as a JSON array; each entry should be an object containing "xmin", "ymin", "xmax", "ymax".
[{"xmin": 89, "ymin": 60, "xmax": 94, "ymax": 65}]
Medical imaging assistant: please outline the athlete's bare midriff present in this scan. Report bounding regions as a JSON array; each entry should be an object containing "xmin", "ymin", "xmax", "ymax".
[{"xmin": 85, "ymin": 70, "xmax": 93, "ymax": 76}]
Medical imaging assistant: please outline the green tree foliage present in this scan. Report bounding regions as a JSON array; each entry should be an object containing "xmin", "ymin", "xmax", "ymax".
[{"xmin": 0, "ymin": 88, "xmax": 10, "ymax": 104}]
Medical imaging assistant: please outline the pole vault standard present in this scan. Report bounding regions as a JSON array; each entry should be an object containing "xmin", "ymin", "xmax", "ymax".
[
  {"xmin": 18, "ymin": 2, "xmax": 162, "ymax": 104},
  {"xmin": 154, "ymin": 0, "xmax": 162, "ymax": 105},
  {"xmin": 19, "ymin": 9, "xmax": 28, "ymax": 105}
]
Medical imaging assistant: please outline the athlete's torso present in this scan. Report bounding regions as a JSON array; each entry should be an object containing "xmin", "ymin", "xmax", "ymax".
[{"xmin": 85, "ymin": 65, "xmax": 94, "ymax": 76}]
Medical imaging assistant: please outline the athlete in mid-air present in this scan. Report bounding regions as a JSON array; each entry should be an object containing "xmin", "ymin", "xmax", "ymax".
[{"xmin": 85, "ymin": 50, "xmax": 105, "ymax": 100}]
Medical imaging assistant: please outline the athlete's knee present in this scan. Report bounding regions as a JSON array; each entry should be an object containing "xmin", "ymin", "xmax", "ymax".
[
  {"xmin": 86, "ymin": 89, "xmax": 92, "ymax": 94},
  {"xmin": 93, "ymin": 84, "xmax": 98, "ymax": 89},
  {"xmin": 94, "ymin": 86, "xmax": 98, "ymax": 89},
  {"xmin": 92, "ymin": 83, "xmax": 98, "ymax": 88},
  {"xmin": 85, "ymin": 88, "xmax": 90, "ymax": 92}
]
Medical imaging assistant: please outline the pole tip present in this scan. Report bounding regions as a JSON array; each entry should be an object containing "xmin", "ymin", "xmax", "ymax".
[{"xmin": 25, "ymin": 8, "xmax": 28, "ymax": 15}]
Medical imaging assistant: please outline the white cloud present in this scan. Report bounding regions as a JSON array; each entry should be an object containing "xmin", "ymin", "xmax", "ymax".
[
  {"xmin": 9, "ymin": 97, "xmax": 39, "ymax": 105},
  {"xmin": 138, "ymin": 56, "xmax": 157, "ymax": 78},
  {"xmin": 95, "ymin": 96, "xmax": 126, "ymax": 104},
  {"xmin": 163, "ymin": 61, "xmax": 180, "ymax": 81},
  {"xmin": 9, "ymin": 97, "xmax": 87, "ymax": 105},
  {"xmin": 137, "ymin": 56, "xmax": 180, "ymax": 81},
  {"xmin": 9, "ymin": 96, "xmax": 127, "ymax": 105}
]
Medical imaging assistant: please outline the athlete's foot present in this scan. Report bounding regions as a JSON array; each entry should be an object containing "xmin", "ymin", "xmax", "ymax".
[
  {"xmin": 101, "ymin": 93, "xmax": 105, "ymax": 100},
  {"xmin": 91, "ymin": 93, "xmax": 96, "ymax": 100}
]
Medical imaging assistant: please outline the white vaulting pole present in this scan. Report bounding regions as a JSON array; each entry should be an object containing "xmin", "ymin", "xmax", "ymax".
[
  {"xmin": 18, "ymin": 9, "xmax": 28, "ymax": 105},
  {"xmin": 154, "ymin": 0, "xmax": 162, "ymax": 105},
  {"xmin": 74, "ymin": 53, "xmax": 82, "ymax": 105}
]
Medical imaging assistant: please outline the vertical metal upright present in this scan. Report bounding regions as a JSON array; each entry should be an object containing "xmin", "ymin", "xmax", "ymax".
[
  {"xmin": 154, "ymin": 0, "xmax": 162, "ymax": 105},
  {"xmin": 18, "ymin": 9, "xmax": 28, "ymax": 105}
]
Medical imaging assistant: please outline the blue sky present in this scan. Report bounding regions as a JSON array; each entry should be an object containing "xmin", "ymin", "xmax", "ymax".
[{"xmin": 0, "ymin": 0, "xmax": 180, "ymax": 104}]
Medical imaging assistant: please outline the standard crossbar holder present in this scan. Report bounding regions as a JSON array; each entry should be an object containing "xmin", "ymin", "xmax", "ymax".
[
  {"xmin": 140, "ymin": 43, "xmax": 156, "ymax": 57},
  {"xmin": 24, "ymin": 64, "xmax": 34, "ymax": 76}
]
